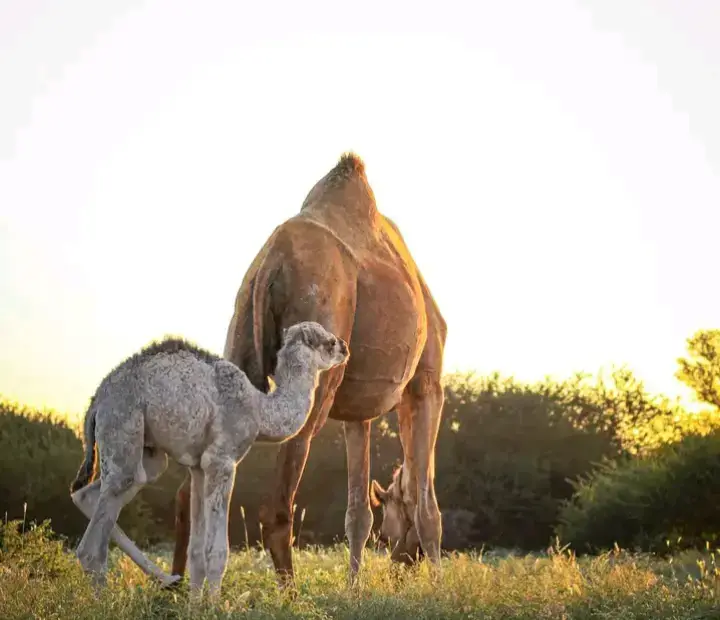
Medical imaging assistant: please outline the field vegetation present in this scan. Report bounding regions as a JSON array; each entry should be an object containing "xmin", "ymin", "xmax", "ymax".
[{"xmin": 2, "ymin": 328, "xmax": 720, "ymax": 618}]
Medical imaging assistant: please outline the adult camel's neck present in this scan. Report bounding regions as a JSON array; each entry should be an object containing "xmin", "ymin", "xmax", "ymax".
[{"xmin": 254, "ymin": 352, "xmax": 320, "ymax": 443}]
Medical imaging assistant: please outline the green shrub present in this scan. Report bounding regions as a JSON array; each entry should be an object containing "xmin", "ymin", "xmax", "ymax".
[
  {"xmin": 556, "ymin": 431, "xmax": 720, "ymax": 553},
  {"xmin": 433, "ymin": 373, "xmax": 618, "ymax": 549},
  {"xmin": 0, "ymin": 364, "xmax": 703, "ymax": 553},
  {"xmin": 0, "ymin": 400, "xmax": 158, "ymax": 545},
  {"xmin": 0, "ymin": 519, "xmax": 76, "ymax": 579}
]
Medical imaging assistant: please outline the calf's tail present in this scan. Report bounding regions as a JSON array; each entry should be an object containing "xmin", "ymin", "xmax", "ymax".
[{"xmin": 69, "ymin": 405, "xmax": 97, "ymax": 493}]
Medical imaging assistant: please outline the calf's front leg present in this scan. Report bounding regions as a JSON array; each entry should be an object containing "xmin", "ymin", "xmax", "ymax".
[
  {"xmin": 188, "ymin": 467, "xmax": 207, "ymax": 595},
  {"xmin": 201, "ymin": 454, "xmax": 238, "ymax": 600}
]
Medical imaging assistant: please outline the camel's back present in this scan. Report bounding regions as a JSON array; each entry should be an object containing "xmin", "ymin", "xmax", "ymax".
[{"xmin": 92, "ymin": 343, "xmax": 224, "ymax": 464}]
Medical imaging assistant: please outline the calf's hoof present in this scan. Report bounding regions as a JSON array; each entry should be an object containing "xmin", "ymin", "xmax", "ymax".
[{"xmin": 159, "ymin": 574, "xmax": 184, "ymax": 589}]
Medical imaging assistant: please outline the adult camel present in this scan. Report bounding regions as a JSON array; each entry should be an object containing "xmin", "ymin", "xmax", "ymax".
[{"xmin": 170, "ymin": 152, "xmax": 447, "ymax": 587}]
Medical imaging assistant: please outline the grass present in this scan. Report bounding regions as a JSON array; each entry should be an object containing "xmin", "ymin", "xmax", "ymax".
[{"xmin": 1, "ymin": 521, "xmax": 719, "ymax": 619}]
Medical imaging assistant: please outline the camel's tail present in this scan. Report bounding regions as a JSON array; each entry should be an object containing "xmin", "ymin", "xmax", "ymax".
[
  {"xmin": 251, "ymin": 247, "xmax": 282, "ymax": 393},
  {"xmin": 69, "ymin": 404, "xmax": 97, "ymax": 493}
]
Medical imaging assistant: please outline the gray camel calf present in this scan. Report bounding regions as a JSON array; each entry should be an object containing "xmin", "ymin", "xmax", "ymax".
[{"xmin": 69, "ymin": 321, "xmax": 349, "ymax": 597}]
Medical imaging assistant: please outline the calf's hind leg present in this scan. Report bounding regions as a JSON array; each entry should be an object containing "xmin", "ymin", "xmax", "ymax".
[
  {"xmin": 71, "ymin": 448, "xmax": 177, "ymax": 585},
  {"xmin": 75, "ymin": 412, "xmax": 147, "ymax": 583}
]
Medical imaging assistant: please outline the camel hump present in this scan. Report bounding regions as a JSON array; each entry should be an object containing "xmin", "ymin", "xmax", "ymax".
[
  {"xmin": 329, "ymin": 151, "xmax": 366, "ymax": 181},
  {"xmin": 300, "ymin": 152, "xmax": 377, "ymax": 220}
]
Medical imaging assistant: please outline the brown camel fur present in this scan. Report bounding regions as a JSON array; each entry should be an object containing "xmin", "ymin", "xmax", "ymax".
[{"xmin": 170, "ymin": 152, "xmax": 447, "ymax": 586}]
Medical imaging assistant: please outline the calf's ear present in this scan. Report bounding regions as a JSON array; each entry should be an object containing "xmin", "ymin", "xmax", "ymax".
[{"xmin": 300, "ymin": 323, "xmax": 324, "ymax": 349}]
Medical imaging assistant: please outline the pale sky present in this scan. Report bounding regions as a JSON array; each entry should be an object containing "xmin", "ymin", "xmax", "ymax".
[{"xmin": 1, "ymin": 0, "xmax": 719, "ymax": 420}]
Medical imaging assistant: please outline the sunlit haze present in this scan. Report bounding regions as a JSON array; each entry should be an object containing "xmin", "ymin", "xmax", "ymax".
[{"xmin": 1, "ymin": 0, "xmax": 719, "ymax": 420}]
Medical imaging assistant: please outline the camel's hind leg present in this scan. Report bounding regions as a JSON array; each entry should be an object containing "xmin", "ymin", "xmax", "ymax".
[
  {"xmin": 72, "ymin": 448, "xmax": 175, "ymax": 585},
  {"xmin": 75, "ymin": 410, "xmax": 146, "ymax": 583},
  {"xmin": 171, "ymin": 472, "xmax": 191, "ymax": 577},
  {"xmin": 343, "ymin": 420, "xmax": 373, "ymax": 586},
  {"xmin": 402, "ymin": 370, "xmax": 444, "ymax": 568},
  {"xmin": 259, "ymin": 429, "xmax": 315, "ymax": 587},
  {"xmin": 259, "ymin": 369, "xmax": 344, "ymax": 588}
]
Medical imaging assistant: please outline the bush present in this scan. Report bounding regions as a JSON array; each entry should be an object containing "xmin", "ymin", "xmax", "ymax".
[
  {"xmin": 0, "ymin": 397, "xmax": 400, "ymax": 550},
  {"xmin": 433, "ymin": 373, "xmax": 617, "ymax": 549},
  {"xmin": 556, "ymin": 430, "xmax": 720, "ymax": 553},
  {"xmin": 0, "ymin": 364, "xmax": 702, "ymax": 553},
  {"xmin": 0, "ymin": 400, "xmax": 158, "ymax": 545},
  {"xmin": 0, "ymin": 519, "xmax": 76, "ymax": 580}
]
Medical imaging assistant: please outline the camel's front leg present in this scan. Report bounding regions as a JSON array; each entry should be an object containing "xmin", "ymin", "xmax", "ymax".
[
  {"xmin": 343, "ymin": 420, "xmax": 373, "ymax": 586},
  {"xmin": 260, "ymin": 368, "xmax": 343, "ymax": 590},
  {"xmin": 201, "ymin": 454, "xmax": 238, "ymax": 601}
]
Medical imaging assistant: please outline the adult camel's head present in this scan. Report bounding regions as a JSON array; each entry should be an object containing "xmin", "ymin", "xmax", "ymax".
[{"xmin": 370, "ymin": 465, "xmax": 424, "ymax": 565}]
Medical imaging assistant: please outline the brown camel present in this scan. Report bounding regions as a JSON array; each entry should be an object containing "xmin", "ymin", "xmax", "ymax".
[{"xmin": 170, "ymin": 152, "xmax": 447, "ymax": 586}]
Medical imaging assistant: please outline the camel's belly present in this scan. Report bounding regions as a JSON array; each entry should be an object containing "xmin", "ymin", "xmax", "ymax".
[
  {"xmin": 143, "ymin": 400, "xmax": 214, "ymax": 464},
  {"xmin": 331, "ymin": 376, "xmax": 407, "ymax": 420},
  {"xmin": 330, "ymin": 256, "xmax": 426, "ymax": 419},
  {"xmin": 139, "ymin": 367, "xmax": 220, "ymax": 464}
]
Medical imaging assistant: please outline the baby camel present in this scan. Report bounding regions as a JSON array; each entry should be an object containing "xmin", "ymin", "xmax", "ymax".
[{"xmin": 69, "ymin": 321, "xmax": 348, "ymax": 597}]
